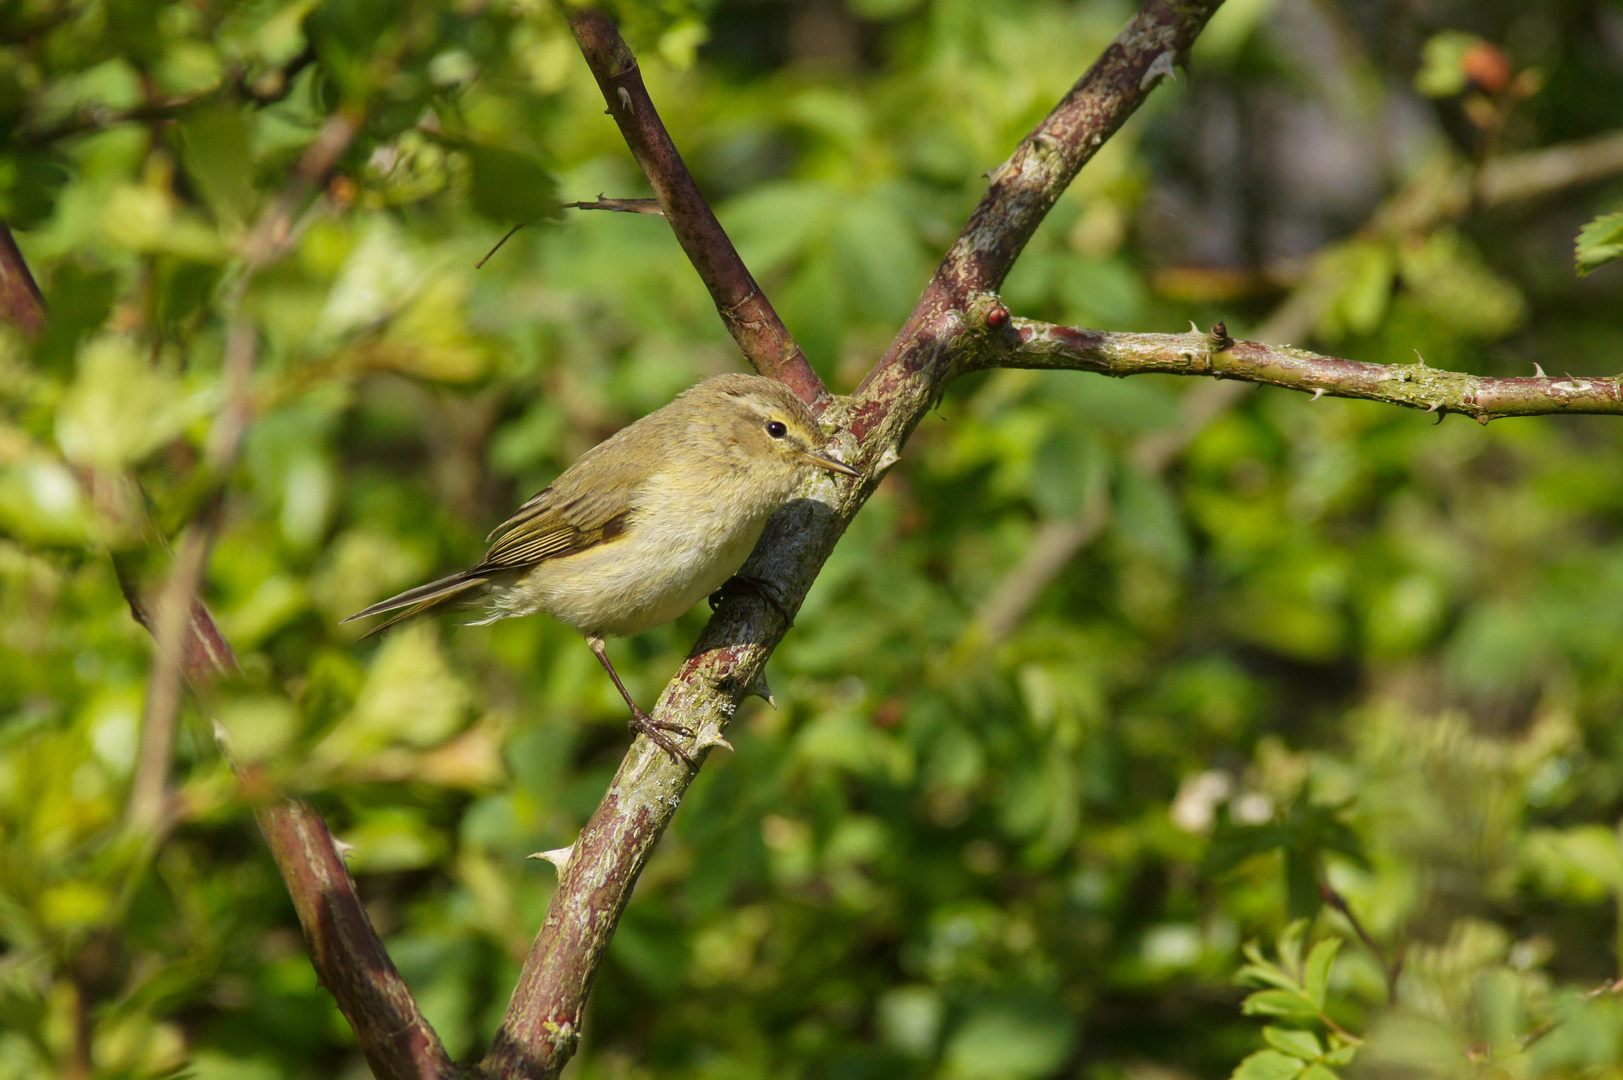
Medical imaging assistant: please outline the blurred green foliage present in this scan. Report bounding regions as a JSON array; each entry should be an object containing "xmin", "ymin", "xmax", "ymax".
[{"xmin": 3, "ymin": 1, "xmax": 1623, "ymax": 1079}]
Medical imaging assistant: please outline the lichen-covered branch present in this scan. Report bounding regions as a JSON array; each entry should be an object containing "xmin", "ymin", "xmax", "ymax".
[
  {"xmin": 859, "ymin": 0, "xmax": 1224, "ymax": 395},
  {"xmin": 566, "ymin": 10, "xmax": 826, "ymax": 405},
  {"xmin": 487, "ymin": 3, "xmax": 1219, "ymax": 1077},
  {"xmin": 958, "ymin": 124, "xmax": 1623, "ymax": 645},
  {"xmin": 997, "ymin": 320, "xmax": 1623, "ymax": 421}
]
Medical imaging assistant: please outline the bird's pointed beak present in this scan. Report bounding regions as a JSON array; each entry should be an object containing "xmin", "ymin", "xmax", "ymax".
[{"xmin": 801, "ymin": 448, "xmax": 860, "ymax": 478}]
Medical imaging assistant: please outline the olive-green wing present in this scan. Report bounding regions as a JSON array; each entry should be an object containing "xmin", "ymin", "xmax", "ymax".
[
  {"xmin": 345, "ymin": 407, "xmax": 663, "ymax": 634},
  {"xmin": 477, "ymin": 424, "xmax": 654, "ymax": 572}
]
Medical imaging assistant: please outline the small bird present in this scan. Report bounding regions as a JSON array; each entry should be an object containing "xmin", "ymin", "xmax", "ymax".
[{"xmin": 344, "ymin": 373, "xmax": 859, "ymax": 762}]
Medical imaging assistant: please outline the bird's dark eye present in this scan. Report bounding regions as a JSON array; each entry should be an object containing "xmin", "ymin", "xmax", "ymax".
[{"xmin": 766, "ymin": 420, "xmax": 788, "ymax": 438}]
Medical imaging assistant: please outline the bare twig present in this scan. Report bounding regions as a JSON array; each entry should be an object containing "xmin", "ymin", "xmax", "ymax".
[
  {"xmin": 250, "ymin": 778, "xmax": 459, "ymax": 1079},
  {"xmin": 563, "ymin": 196, "xmax": 664, "ymax": 214},
  {"xmin": 566, "ymin": 10, "xmax": 825, "ymax": 405},
  {"xmin": 475, "ymin": 197, "xmax": 665, "ymax": 268},
  {"xmin": 98, "ymin": 429, "xmax": 455, "ymax": 1080},
  {"xmin": 1476, "ymin": 129, "xmax": 1623, "ymax": 208},
  {"xmin": 996, "ymin": 320, "xmax": 1623, "ymax": 421},
  {"xmin": 113, "ymin": 555, "xmax": 241, "ymax": 683},
  {"xmin": 129, "ymin": 109, "xmax": 357, "ymax": 830},
  {"xmin": 20, "ymin": 101, "xmax": 450, "ymax": 1072},
  {"xmin": 973, "ymin": 485, "xmax": 1112, "ymax": 645},
  {"xmin": 12, "ymin": 46, "xmax": 316, "ymax": 148}
]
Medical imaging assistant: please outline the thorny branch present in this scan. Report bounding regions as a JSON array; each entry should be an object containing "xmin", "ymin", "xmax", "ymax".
[
  {"xmin": 486, "ymin": 3, "xmax": 1226, "ymax": 1078},
  {"xmin": 965, "ymin": 124, "xmax": 1623, "ymax": 644},
  {"xmin": 998, "ymin": 320, "xmax": 1623, "ymax": 421}
]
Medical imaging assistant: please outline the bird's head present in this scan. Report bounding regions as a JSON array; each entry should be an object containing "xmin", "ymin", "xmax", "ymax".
[{"xmin": 684, "ymin": 373, "xmax": 859, "ymax": 485}]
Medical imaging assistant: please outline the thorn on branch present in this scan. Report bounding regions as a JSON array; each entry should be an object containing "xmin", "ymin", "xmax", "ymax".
[
  {"xmin": 1311, "ymin": 387, "xmax": 1326, "ymax": 401},
  {"xmin": 747, "ymin": 673, "xmax": 776, "ymax": 708},
  {"xmin": 617, "ymin": 86, "xmax": 633, "ymax": 114},
  {"xmin": 1140, "ymin": 49, "xmax": 1179, "ymax": 90},
  {"xmin": 528, "ymin": 845, "xmax": 575, "ymax": 871},
  {"xmin": 1534, "ymin": 362, "xmax": 1548, "ymax": 377},
  {"xmin": 1414, "ymin": 349, "xmax": 1427, "ymax": 367},
  {"xmin": 694, "ymin": 731, "xmax": 736, "ymax": 753}
]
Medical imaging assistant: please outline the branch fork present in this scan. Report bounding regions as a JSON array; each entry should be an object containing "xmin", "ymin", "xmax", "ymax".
[{"xmin": 7, "ymin": 0, "xmax": 1620, "ymax": 1077}]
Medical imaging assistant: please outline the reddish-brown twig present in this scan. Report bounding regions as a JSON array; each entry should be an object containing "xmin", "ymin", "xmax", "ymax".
[{"xmin": 566, "ymin": 10, "xmax": 826, "ymax": 406}]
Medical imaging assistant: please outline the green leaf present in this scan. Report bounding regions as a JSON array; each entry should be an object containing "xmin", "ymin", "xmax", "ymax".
[
  {"xmin": 463, "ymin": 142, "xmax": 559, "ymax": 224},
  {"xmin": 1396, "ymin": 228, "xmax": 1525, "ymax": 338},
  {"xmin": 1236, "ymin": 961, "xmax": 1302, "ymax": 993},
  {"xmin": 1576, "ymin": 211, "xmax": 1623, "ymax": 276},
  {"xmin": 338, "ymin": 808, "xmax": 447, "ymax": 873},
  {"xmin": 1115, "ymin": 468, "xmax": 1190, "ymax": 570},
  {"xmin": 179, "ymin": 105, "xmax": 257, "ymax": 226},
  {"xmin": 1231, "ymin": 1049, "xmax": 1309, "ymax": 1080},
  {"xmin": 1263, "ymin": 1027, "xmax": 1323, "ymax": 1061},
  {"xmin": 54, "ymin": 337, "xmax": 213, "ymax": 469},
  {"xmin": 1204, "ymin": 822, "xmax": 1291, "ymax": 875},
  {"xmin": 1319, "ymin": 239, "xmax": 1394, "ymax": 339},
  {"xmin": 1302, "ymin": 938, "xmax": 1341, "ymax": 1009},
  {"xmin": 1414, "ymin": 31, "xmax": 1480, "ymax": 96},
  {"xmin": 1030, "ymin": 427, "xmax": 1104, "ymax": 519},
  {"xmin": 1277, "ymin": 919, "xmax": 1309, "ymax": 975},
  {"xmin": 1241, "ymin": 990, "xmax": 1321, "ymax": 1020},
  {"xmin": 35, "ymin": 259, "xmax": 119, "ymax": 370},
  {"xmin": 1298, "ymin": 1064, "xmax": 1342, "ymax": 1080},
  {"xmin": 941, "ymin": 1005, "xmax": 1075, "ymax": 1080},
  {"xmin": 1284, "ymin": 849, "xmax": 1323, "ymax": 920},
  {"xmin": 1323, "ymin": 1041, "xmax": 1357, "ymax": 1067}
]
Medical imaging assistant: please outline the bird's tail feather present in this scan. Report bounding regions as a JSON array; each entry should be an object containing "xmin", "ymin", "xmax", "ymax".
[{"xmin": 342, "ymin": 572, "xmax": 488, "ymax": 638}]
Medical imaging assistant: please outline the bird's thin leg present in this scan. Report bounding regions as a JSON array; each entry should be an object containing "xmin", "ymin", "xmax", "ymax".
[{"xmin": 585, "ymin": 636, "xmax": 694, "ymax": 765}]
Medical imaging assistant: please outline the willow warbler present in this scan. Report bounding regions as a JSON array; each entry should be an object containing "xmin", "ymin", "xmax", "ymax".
[{"xmin": 344, "ymin": 373, "xmax": 858, "ymax": 761}]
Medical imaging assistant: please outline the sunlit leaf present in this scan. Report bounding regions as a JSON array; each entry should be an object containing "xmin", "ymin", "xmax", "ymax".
[
  {"xmin": 1302, "ymin": 938, "xmax": 1341, "ymax": 1009},
  {"xmin": 1264, "ymin": 1027, "xmax": 1324, "ymax": 1060},
  {"xmin": 1232, "ymin": 1049, "xmax": 1308, "ymax": 1080},
  {"xmin": 1576, "ymin": 210, "xmax": 1623, "ymax": 276}
]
